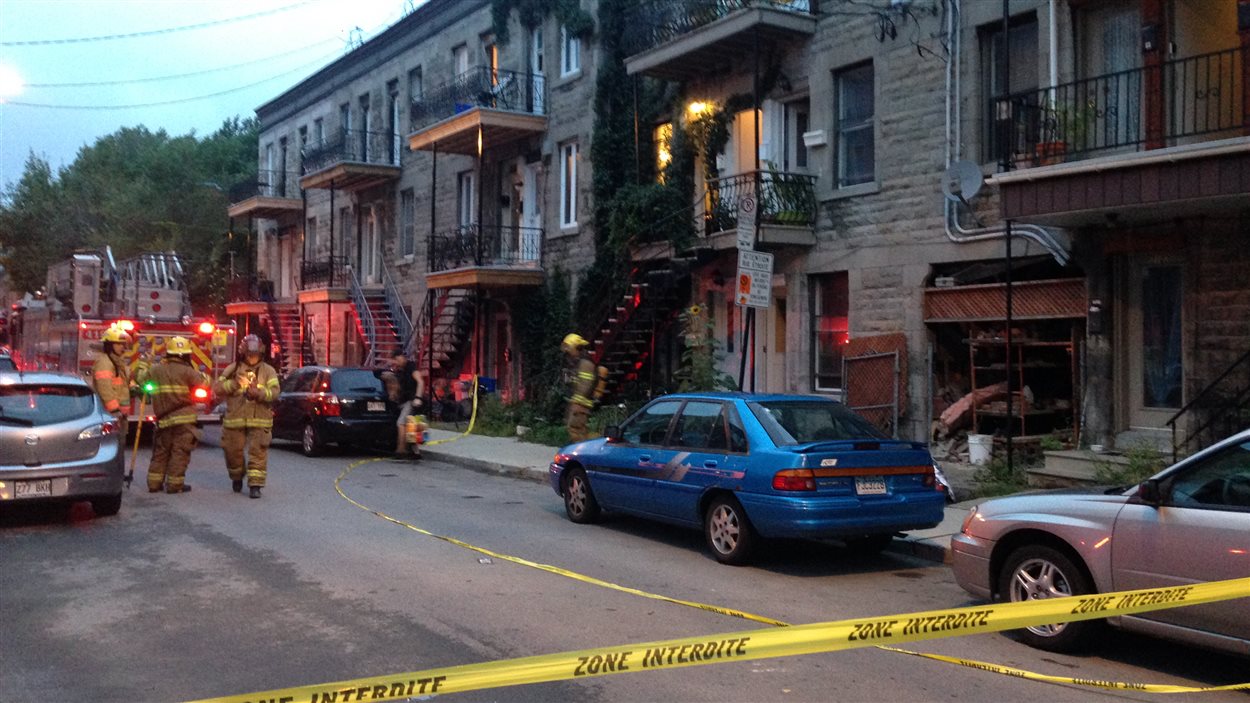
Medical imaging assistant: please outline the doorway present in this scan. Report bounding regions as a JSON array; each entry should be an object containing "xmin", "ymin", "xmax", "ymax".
[
  {"xmin": 1121, "ymin": 259, "xmax": 1184, "ymax": 430},
  {"xmin": 360, "ymin": 206, "xmax": 380, "ymax": 285}
]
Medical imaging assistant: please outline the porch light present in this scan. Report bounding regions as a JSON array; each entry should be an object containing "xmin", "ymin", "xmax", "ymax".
[{"xmin": 687, "ymin": 101, "xmax": 711, "ymax": 116}]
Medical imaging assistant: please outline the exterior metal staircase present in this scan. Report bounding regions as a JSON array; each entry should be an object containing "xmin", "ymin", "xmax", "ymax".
[
  {"xmin": 590, "ymin": 261, "xmax": 691, "ymax": 397},
  {"xmin": 413, "ymin": 288, "xmax": 474, "ymax": 379},
  {"xmin": 346, "ymin": 267, "xmax": 405, "ymax": 368},
  {"xmin": 263, "ymin": 301, "xmax": 307, "ymax": 374},
  {"xmin": 1167, "ymin": 349, "xmax": 1250, "ymax": 460}
]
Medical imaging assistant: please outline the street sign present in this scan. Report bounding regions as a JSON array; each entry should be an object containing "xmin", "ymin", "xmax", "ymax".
[
  {"xmin": 736, "ymin": 196, "xmax": 756, "ymax": 251},
  {"xmin": 736, "ymin": 250, "xmax": 773, "ymax": 309}
]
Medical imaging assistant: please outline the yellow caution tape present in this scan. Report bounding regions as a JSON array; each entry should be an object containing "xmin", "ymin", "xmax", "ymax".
[
  {"xmin": 188, "ymin": 576, "xmax": 1250, "ymax": 702},
  {"xmin": 423, "ymin": 375, "xmax": 479, "ymax": 447}
]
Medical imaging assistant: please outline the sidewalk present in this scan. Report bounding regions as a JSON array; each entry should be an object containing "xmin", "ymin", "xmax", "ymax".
[{"xmin": 419, "ymin": 428, "xmax": 970, "ymax": 564}]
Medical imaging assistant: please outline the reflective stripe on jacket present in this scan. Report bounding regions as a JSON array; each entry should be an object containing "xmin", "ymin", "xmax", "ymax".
[
  {"xmin": 136, "ymin": 359, "xmax": 207, "ymax": 429},
  {"xmin": 90, "ymin": 353, "xmax": 130, "ymax": 414},
  {"xmin": 216, "ymin": 361, "xmax": 279, "ymax": 429}
]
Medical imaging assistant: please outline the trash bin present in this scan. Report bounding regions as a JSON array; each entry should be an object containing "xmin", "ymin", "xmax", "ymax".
[{"xmin": 968, "ymin": 434, "xmax": 993, "ymax": 466}]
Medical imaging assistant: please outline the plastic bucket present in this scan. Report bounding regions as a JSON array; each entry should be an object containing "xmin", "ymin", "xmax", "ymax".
[{"xmin": 968, "ymin": 434, "xmax": 993, "ymax": 465}]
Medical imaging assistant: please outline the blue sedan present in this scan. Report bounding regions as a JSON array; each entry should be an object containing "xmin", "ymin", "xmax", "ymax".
[{"xmin": 550, "ymin": 392, "xmax": 948, "ymax": 565}]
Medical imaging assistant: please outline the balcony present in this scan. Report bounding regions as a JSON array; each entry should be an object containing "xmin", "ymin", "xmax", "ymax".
[
  {"xmin": 409, "ymin": 67, "xmax": 547, "ymax": 154},
  {"xmin": 622, "ymin": 0, "xmax": 817, "ymax": 81},
  {"xmin": 426, "ymin": 224, "xmax": 544, "ymax": 289},
  {"xmin": 989, "ymin": 46, "xmax": 1246, "ymax": 168},
  {"xmin": 227, "ymin": 170, "xmax": 302, "ymax": 219},
  {"xmin": 988, "ymin": 46, "xmax": 1250, "ymax": 226},
  {"xmin": 224, "ymin": 276, "xmax": 277, "ymax": 315},
  {"xmin": 300, "ymin": 130, "xmax": 402, "ymax": 192},
  {"xmin": 699, "ymin": 170, "xmax": 817, "ymax": 248},
  {"xmin": 299, "ymin": 256, "xmax": 349, "ymax": 290}
]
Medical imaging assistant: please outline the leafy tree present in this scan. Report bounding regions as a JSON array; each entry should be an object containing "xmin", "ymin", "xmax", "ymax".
[{"xmin": 0, "ymin": 154, "xmax": 72, "ymax": 293}]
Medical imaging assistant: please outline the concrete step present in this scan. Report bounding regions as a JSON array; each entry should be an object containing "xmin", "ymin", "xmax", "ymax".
[
  {"xmin": 1031, "ymin": 449, "xmax": 1132, "ymax": 487},
  {"xmin": 1114, "ymin": 428, "xmax": 1172, "ymax": 454}
]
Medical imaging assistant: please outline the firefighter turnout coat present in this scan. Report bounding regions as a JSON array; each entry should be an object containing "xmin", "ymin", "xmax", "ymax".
[
  {"xmin": 135, "ymin": 357, "xmax": 207, "ymax": 493},
  {"xmin": 90, "ymin": 351, "xmax": 131, "ymax": 423},
  {"xmin": 216, "ymin": 359, "xmax": 279, "ymax": 488}
]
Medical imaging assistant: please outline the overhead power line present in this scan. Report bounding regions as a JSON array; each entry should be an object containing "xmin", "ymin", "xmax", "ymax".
[
  {"xmin": 1, "ymin": 0, "xmax": 324, "ymax": 47},
  {"xmin": 5, "ymin": 49, "xmax": 343, "ymax": 109},
  {"xmin": 24, "ymin": 38, "xmax": 338, "ymax": 88}
]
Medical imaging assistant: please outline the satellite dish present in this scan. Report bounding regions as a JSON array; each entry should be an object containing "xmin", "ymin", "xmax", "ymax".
[{"xmin": 942, "ymin": 160, "xmax": 984, "ymax": 203}]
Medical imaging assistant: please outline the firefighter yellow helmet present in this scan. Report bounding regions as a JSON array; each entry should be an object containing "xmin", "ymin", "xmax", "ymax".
[
  {"xmin": 561, "ymin": 333, "xmax": 589, "ymax": 353},
  {"xmin": 166, "ymin": 336, "xmax": 193, "ymax": 357},
  {"xmin": 102, "ymin": 327, "xmax": 132, "ymax": 345}
]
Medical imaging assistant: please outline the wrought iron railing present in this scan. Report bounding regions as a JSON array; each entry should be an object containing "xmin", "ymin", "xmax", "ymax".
[
  {"xmin": 228, "ymin": 169, "xmax": 300, "ymax": 203},
  {"xmin": 428, "ymin": 224, "xmax": 543, "ymax": 273},
  {"xmin": 380, "ymin": 261, "xmax": 413, "ymax": 355},
  {"xmin": 623, "ymin": 0, "xmax": 813, "ymax": 56},
  {"xmin": 700, "ymin": 170, "xmax": 816, "ymax": 237},
  {"xmin": 345, "ymin": 265, "xmax": 380, "ymax": 368},
  {"xmin": 226, "ymin": 276, "xmax": 275, "ymax": 303},
  {"xmin": 299, "ymin": 256, "xmax": 348, "ymax": 289},
  {"xmin": 1168, "ymin": 348, "xmax": 1250, "ymax": 461},
  {"xmin": 410, "ymin": 66, "xmax": 546, "ymax": 132},
  {"xmin": 989, "ymin": 45, "xmax": 1246, "ymax": 167},
  {"xmin": 301, "ymin": 129, "xmax": 403, "ymax": 175}
]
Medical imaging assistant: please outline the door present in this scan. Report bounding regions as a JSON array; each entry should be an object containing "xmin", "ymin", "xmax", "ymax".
[
  {"xmin": 727, "ymin": 109, "xmax": 760, "ymax": 178},
  {"xmin": 278, "ymin": 235, "xmax": 294, "ymax": 299},
  {"xmin": 587, "ymin": 399, "xmax": 681, "ymax": 512},
  {"xmin": 761, "ymin": 297, "xmax": 787, "ymax": 393},
  {"xmin": 651, "ymin": 400, "xmax": 749, "ymax": 525},
  {"xmin": 520, "ymin": 162, "xmax": 542, "ymax": 262},
  {"xmin": 529, "ymin": 29, "xmax": 544, "ymax": 113},
  {"xmin": 1111, "ymin": 437, "xmax": 1250, "ymax": 641},
  {"xmin": 1123, "ymin": 260, "xmax": 1183, "ymax": 429},
  {"xmin": 1079, "ymin": 1, "xmax": 1142, "ymax": 148},
  {"xmin": 274, "ymin": 369, "xmax": 315, "ymax": 439}
]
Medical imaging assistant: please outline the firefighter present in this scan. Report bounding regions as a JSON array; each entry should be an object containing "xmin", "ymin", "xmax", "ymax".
[
  {"xmin": 91, "ymin": 325, "xmax": 133, "ymax": 440},
  {"xmin": 215, "ymin": 334, "xmax": 279, "ymax": 499},
  {"xmin": 135, "ymin": 336, "xmax": 207, "ymax": 494},
  {"xmin": 561, "ymin": 333, "xmax": 608, "ymax": 443}
]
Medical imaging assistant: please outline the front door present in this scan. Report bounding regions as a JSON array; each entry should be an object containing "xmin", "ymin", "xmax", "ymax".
[
  {"xmin": 520, "ymin": 162, "xmax": 542, "ymax": 262},
  {"xmin": 1123, "ymin": 259, "xmax": 1184, "ymax": 430},
  {"xmin": 360, "ymin": 207, "xmax": 380, "ymax": 285}
]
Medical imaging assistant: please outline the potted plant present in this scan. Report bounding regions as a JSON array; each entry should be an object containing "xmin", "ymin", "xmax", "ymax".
[{"xmin": 1036, "ymin": 99, "xmax": 1099, "ymax": 166}]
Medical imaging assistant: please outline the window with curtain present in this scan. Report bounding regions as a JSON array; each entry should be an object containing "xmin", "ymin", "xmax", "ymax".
[{"xmin": 811, "ymin": 273, "xmax": 849, "ymax": 391}]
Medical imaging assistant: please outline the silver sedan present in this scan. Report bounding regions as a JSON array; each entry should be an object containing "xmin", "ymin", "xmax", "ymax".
[
  {"xmin": 951, "ymin": 429, "xmax": 1250, "ymax": 656},
  {"xmin": 1, "ymin": 372, "xmax": 125, "ymax": 516}
]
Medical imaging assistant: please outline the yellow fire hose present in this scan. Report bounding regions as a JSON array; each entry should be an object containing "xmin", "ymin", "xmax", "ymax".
[{"xmin": 125, "ymin": 395, "xmax": 145, "ymax": 489}]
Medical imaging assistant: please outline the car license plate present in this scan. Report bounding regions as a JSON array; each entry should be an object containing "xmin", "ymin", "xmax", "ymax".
[
  {"xmin": 15, "ymin": 480, "xmax": 52, "ymax": 498},
  {"xmin": 367, "ymin": 401, "xmax": 385, "ymax": 412},
  {"xmin": 854, "ymin": 476, "xmax": 888, "ymax": 495}
]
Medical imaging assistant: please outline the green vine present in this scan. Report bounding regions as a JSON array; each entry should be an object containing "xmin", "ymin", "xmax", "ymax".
[{"xmin": 491, "ymin": 0, "xmax": 594, "ymax": 45}]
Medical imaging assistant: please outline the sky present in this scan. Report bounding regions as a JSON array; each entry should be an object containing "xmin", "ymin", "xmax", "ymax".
[{"xmin": 0, "ymin": 0, "xmax": 419, "ymax": 192}]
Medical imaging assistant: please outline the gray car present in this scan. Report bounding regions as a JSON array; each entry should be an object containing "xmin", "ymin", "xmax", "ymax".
[
  {"xmin": 951, "ymin": 429, "xmax": 1250, "ymax": 656},
  {"xmin": 0, "ymin": 372, "xmax": 125, "ymax": 516}
]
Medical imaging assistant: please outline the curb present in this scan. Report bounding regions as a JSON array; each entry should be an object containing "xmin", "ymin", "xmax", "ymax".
[{"xmin": 886, "ymin": 537, "xmax": 951, "ymax": 564}]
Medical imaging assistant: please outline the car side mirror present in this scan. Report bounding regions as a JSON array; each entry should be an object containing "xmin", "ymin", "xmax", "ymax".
[
  {"xmin": 1136, "ymin": 478, "xmax": 1163, "ymax": 506},
  {"xmin": 603, "ymin": 425, "xmax": 622, "ymax": 442}
]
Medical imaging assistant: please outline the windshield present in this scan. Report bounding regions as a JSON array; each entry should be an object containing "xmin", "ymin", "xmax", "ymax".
[
  {"xmin": 331, "ymin": 369, "xmax": 384, "ymax": 394},
  {"xmin": 0, "ymin": 385, "xmax": 96, "ymax": 426},
  {"xmin": 748, "ymin": 400, "xmax": 884, "ymax": 446}
]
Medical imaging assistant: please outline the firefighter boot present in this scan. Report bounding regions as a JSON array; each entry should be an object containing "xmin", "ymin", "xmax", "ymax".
[
  {"xmin": 232, "ymin": 479, "xmax": 243, "ymax": 493},
  {"xmin": 249, "ymin": 486, "xmax": 262, "ymax": 499}
]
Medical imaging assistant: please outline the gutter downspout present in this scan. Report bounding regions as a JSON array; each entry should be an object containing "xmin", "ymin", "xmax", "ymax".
[{"xmin": 943, "ymin": 0, "xmax": 1070, "ymax": 266}]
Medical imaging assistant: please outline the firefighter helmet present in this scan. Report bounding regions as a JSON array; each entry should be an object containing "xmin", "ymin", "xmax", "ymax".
[
  {"xmin": 166, "ymin": 336, "xmax": 193, "ymax": 357},
  {"xmin": 241, "ymin": 334, "xmax": 264, "ymax": 357},
  {"xmin": 561, "ymin": 333, "xmax": 589, "ymax": 352},
  {"xmin": 102, "ymin": 326, "xmax": 132, "ymax": 345}
]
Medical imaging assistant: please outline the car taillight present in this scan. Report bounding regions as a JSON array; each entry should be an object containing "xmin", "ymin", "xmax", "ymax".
[
  {"xmin": 922, "ymin": 464, "xmax": 936, "ymax": 488},
  {"xmin": 772, "ymin": 469, "xmax": 816, "ymax": 491},
  {"xmin": 78, "ymin": 420, "xmax": 118, "ymax": 440},
  {"xmin": 320, "ymin": 394, "xmax": 341, "ymax": 416}
]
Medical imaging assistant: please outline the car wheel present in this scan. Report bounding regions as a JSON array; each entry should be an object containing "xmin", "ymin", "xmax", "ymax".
[
  {"xmin": 998, "ymin": 544, "xmax": 1098, "ymax": 652},
  {"xmin": 301, "ymin": 422, "xmax": 324, "ymax": 457},
  {"xmin": 91, "ymin": 493, "xmax": 122, "ymax": 517},
  {"xmin": 704, "ymin": 495, "xmax": 756, "ymax": 566},
  {"xmin": 844, "ymin": 534, "xmax": 893, "ymax": 555},
  {"xmin": 562, "ymin": 467, "xmax": 600, "ymax": 524}
]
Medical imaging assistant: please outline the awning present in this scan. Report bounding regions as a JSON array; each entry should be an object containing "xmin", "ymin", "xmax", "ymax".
[{"xmin": 924, "ymin": 278, "xmax": 1086, "ymax": 323}]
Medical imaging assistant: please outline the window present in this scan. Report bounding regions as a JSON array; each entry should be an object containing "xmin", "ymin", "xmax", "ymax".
[
  {"xmin": 338, "ymin": 207, "xmax": 353, "ymax": 259},
  {"xmin": 672, "ymin": 401, "xmax": 729, "ymax": 451},
  {"xmin": 484, "ymin": 41, "xmax": 498, "ymax": 82},
  {"xmin": 622, "ymin": 400, "xmax": 681, "ymax": 445},
  {"xmin": 748, "ymin": 399, "xmax": 884, "ymax": 446},
  {"xmin": 263, "ymin": 143, "xmax": 275, "ymax": 195},
  {"xmin": 314, "ymin": 118, "xmax": 324, "ymax": 144},
  {"xmin": 358, "ymin": 94, "xmax": 371, "ymax": 161},
  {"xmin": 654, "ymin": 122, "xmax": 673, "ymax": 182},
  {"xmin": 0, "ymin": 384, "xmax": 94, "ymax": 425},
  {"xmin": 453, "ymin": 44, "xmax": 469, "ymax": 76},
  {"xmin": 811, "ymin": 273, "xmax": 849, "ymax": 392},
  {"xmin": 408, "ymin": 66, "xmax": 423, "ymax": 104},
  {"xmin": 1169, "ymin": 440, "xmax": 1250, "ymax": 509},
  {"xmin": 457, "ymin": 171, "xmax": 475, "ymax": 227},
  {"xmin": 278, "ymin": 137, "xmax": 288, "ymax": 197},
  {"xmin": 560, "ymin": 26, "xmax": 580, "ymax": 76},
  {"xmin": 559, "ymin": 141, "xmax": 578, "ymax": 228},
  {"xmin": 981, "ymin": 14, "xmax": 1040, "ymax": 162},
  {"xmin": 340, "ymin": 103, "xmax": 351, "ymax": 138},
  {"xmin": 834, "ymin": 62, "xmax": 874, "ymax": 187},
  {"xmin": 784, "ymin": 101, "xmax": 810, "ymax": 172},
  {"xmin": 388, "ymin": 83, "xmax": 401, "ymax": 165},
  {"xmin": 298, "ymin": 126, "xmax": 308, "ymax": 149},
  {"xmin": 400, "ymin": 189, "xmax": 416, "ymax": 258}
]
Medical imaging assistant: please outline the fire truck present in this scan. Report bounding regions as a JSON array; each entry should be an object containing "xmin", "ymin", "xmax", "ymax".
[{"xmin": 11, "ymin": 248, "xmax": 236, "ymax": 423}]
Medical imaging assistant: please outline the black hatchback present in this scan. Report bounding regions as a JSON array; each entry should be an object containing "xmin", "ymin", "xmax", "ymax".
[{"xmin": 272, "ymin": 366, "xmax": 399, "ymax": 456}]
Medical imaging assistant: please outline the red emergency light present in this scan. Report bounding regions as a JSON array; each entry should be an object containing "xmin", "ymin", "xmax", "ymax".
[
  {"xmin": 192, "ymin": 387, "xmax": 209, "ymax": 401},
  {"xmin": 197, "ymin": 321, "xmax": 216, "ymax": 336}
]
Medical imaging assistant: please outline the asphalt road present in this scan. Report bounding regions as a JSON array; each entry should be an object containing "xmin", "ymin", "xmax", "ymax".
[{"xmin": 1, "ymin": 428, "xmax": 1247, "ymax": 703}]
